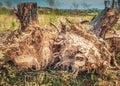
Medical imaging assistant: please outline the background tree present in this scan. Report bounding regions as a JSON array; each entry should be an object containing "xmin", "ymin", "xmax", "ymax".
[
  {"xmin": 5, "ymin": 0, "xmax": 12, "ymax": 8},
  {"xmin": 0, "ymin": 2, "xmax": 3, "ymax": 8},
  {"xmin": 104, "ymin": 0, "xmax": 107, "ymax": 8},
  {"xmin": 104, "ymin": 0, "xmax": 118, "ymax": 8},
  {"xmin": 118, "ymin": 0, "xmax": 120, "ymax": 9},
  {"xmin": 48, "ymin": 0, "xmax": 55, "ymax": 8},
  {"xmin": 104, "ymin": 0, "xmax": 111, "ymax": 8},
  {"xmin": 112, "ymin": 0, "xmax": 115, "ymax": 8},
  {"xmin": 81, "ymin": 2, "xmax": 91, "ymax": 10},
  {"xmin": 111, "ymin": 0, "xmax": 120, "ymax": 9},
  {"xmin": 73, "ymin": 2, "xmax": 79, "ymax": 9}
]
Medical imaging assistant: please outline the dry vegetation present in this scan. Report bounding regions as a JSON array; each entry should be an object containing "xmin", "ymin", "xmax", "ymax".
[{"xmin": 0, "ymin": 9, "xmax": 120, "ymax": 86}]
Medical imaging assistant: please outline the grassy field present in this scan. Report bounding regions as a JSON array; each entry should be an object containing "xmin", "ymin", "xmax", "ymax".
[
  {"xmin": 0, "ymin": 14, "xmax": 92, "ymax": 32},
  {"xmin": 0, "ymin": 9, "xmax": 120, "ymax": 86},
  {"xmin": 0, "ymin": 7, "xmax": 96, "ymax": 32},
  {"xmin": 0, "ymin": 14, "xmax": 94, "ymax": 30}
]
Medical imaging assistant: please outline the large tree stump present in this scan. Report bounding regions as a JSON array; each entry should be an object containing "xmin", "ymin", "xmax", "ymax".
[{"xmin": 14, "ymin": 2, "xmax": 38, "ymax": 31}]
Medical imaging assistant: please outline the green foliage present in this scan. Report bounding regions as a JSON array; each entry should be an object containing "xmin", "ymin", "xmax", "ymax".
[
  {"xmin": 49, "ymin": 14, "xmax": 58, "ymax": 24},
  {"xmin": 5, "ymin": 0, "xmax": 12, "ymax": 8},
  {"xmin": 10, "ymin": 21, "xmax": 16, "ymax": 29},
  {"xmin": 0, "ymin": 1, "xmax": 3, "ymax": 8},
  {"xmin": 117, "ymin": 52, "xmax": 120, "ymax": 58},
  {"xmin": 0, "ymin": 7, "xmax": 10, "ymax": 15},
  {"xmin": 73, "ymin": 2, "xmax": 79, "ymax": 9},
  {"xmin": 116, "ymin": 52, "xmax": 120, "ymax": 65},
  {"xmin": 48, "ymin": 0, "xmax": 55, "ymax": 8},
  {"xmin": 0, "ymin": 52, "xmax": 4, "ymax": 60},
  {"xmin": 113, "ymin": 23, "xmax": 120, "ymax": 30},
  {"xmin": 38, "ymin": 8, "xmax": 99, "ymax": 16}
]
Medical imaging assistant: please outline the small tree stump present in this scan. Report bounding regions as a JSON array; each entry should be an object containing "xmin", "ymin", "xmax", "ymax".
[{"xmin": 15, "ymin": 2, "xmax": 38, "ymax": 31}]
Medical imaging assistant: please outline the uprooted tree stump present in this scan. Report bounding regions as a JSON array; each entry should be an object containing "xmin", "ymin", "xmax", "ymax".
[{"xmin": 1, "ymin": 3, "xmax": 120, "ymax": 77}]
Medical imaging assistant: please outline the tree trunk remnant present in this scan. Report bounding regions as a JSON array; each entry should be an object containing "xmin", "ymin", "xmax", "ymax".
[
  {"xmin": 14, "ymin": 2, "xmax": 38, "ymax": 31},
  {"xmin": 112, "ymin": 0, "xmax": 115, "ymax": 8},
  {"xmin": 118, "ymin": 0, "xmax": 120, "ymax": 9},
  {"xmin": 90, "ymin": 8, "xmax": 119, "ymax": 39}
]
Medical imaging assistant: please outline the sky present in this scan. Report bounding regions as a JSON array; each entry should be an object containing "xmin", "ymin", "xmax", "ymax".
[{"xmin": 0, "ymin": 0, "xmax": 115, "ymax": 9}]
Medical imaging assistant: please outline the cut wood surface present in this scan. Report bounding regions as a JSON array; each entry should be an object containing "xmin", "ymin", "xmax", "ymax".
[{"xmin": 2, "ymin": 20, "xmax": 120, "ymax": 77}]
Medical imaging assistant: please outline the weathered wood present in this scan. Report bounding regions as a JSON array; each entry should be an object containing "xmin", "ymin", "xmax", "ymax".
[
  {"xmin": 106, "ymin": 37, "xmax": 120, "ymax": 54},
  {"xmin": 112, "ymin": 0, "xmax": 115, "ymax": 8},
  {"xmin": 118, "ymin": 0, "xmax": 120, "ymax": 9},
  {"xmin": 104, "ymin": 0, "xmax": 111, "ymax": 8},
  {"xmin": 14, "ymin": 2, "xmax": 38, "ymax": 31},
  {"xmin": 90, "ymin": 8, "xmax": 119, "ymax": 38}
]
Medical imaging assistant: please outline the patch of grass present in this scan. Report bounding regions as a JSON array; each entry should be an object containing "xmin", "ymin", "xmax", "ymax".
[
  {"xmin": 0, "ymin": 61, "xmax": 99, "ymax": 86},
  {"xmin": 0, "ymin": 52, "xmax": 4, "ymax": 60},
  {"xmin": 0, "ymin": 8, "xmax": 95, "ymax": 32},
  {"xmin": 3, "ymin": 60, "xmax": 120, "ymax": 86},
  {"xmin": 10, "ymin": 21, "xmax": 16, "ymax": 29},
  {"xmin": 0, "ymin": 14, "xmax": 19, "ymax": 32},
  {"xmin": 0, "ymin": 61, "xmax": 77, "ymax": 86}
]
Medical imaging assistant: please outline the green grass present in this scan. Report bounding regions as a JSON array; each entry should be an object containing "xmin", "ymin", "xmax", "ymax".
[
  {"xmin": 0, "ymin": 61, "xmax": 100, "ymax": 86},
  {"xmin": 0, "ymin": 14, "xmax": 19, "ymax": 32},
  {"xmin": 1, "ymin": 60, "xmax": 120, "ymax": 86},
  {"xmin": 0, "ymin": 8, "xmax": 97, "ymax": 32}
]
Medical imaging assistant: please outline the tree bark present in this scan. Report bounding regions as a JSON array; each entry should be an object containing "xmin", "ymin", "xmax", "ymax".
[
  {"xmin": 112, "ymin": 0, "xmax": 115, "ymax": 8},
  {"xmin": 14, "ymin": 2, "xmax": 38, "ymax": 31},
  {"xmin": 118, "ymin": 0, "xmax": 120, "ymax": 9},
  {"xmin": 90, "ymin": 8, "xmax": 119, "ymax": 38}
]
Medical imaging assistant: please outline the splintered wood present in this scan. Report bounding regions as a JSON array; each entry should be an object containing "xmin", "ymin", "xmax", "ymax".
[
  {"xmin": 1, "ymin": 3, "xmax": 120, "ymax": 77},
  {"xmin": 54, "ymin": 24, "xmax": 112, "ymax": 77},
  {"xmin": 1, "ymin": 21, "xmax": 119, "ymax": 77},
  {"xmin": 3, "ymin": 24, "xmax": 58, "ymax": 71},
  {"xmin": 91, "ymin": 8, "xmax": 119, "ymax": 38}
]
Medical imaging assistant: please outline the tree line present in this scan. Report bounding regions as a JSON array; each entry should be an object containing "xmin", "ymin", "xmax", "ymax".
[
  {"xmin": 0, "ymin": 0, "xmax": 120, "ymax": 10},
  {"xmin": 104, "ymin": 0, "xmax": 120, "ymax": 9}
]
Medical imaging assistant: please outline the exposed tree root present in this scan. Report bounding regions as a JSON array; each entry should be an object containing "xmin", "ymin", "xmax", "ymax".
[{"xmin": 1, "ymin": 19, "xmax": 120, "ymax": 77}]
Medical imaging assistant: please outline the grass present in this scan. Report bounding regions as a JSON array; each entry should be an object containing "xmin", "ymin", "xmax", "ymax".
[
  {"xmin": 0, "ymin": 8, "xmax": 95, "ymax": 32},
  {"xmin": 0, "ymin": 13, "xmax": 93, "ymax": 32},
  {"xmin": 0, "ymin": 61, "xmax": 98, "ymax": 86},
  {"xmin": 0, "ymin": 60, "xmax": 120, "ymax": 86},
  {"xmin": 0, "ymin": 13, "xmax": 94, "ymax": 32},
  {"xmin": 0, "ymin": 14, "xmax": 20, "ymax": 32},
  {"xmin": 38, "ymin": 14, "xmax": 93, "ymax": 26}
]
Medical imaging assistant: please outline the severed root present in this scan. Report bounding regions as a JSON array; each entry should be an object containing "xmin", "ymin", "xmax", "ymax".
[
  {"xmin": 110, "ymin": 52, "xmax": 120, "ymax": 69},
  {"xmin": 65, "ymin": 18, "xmax": 73, "ymax": 24}
]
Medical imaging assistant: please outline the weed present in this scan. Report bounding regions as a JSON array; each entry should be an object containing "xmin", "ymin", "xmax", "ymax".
[{"xmin": 10, "ymin": 21, "xmax": 16, "ymax": 29}]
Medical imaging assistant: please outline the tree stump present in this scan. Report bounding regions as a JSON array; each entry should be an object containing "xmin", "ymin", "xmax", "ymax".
[{"xmin": 14, "ymin": 2, "xmax": 38, "ymax": 31}]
